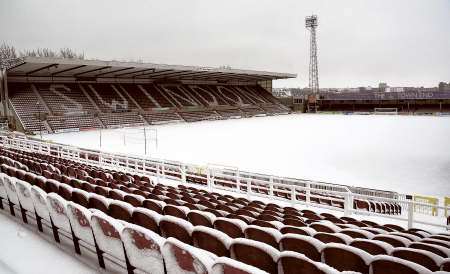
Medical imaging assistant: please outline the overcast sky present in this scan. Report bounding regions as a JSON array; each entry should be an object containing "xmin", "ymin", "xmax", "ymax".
[{"xmin": 1, "ymin": 0, "xmax": 449, "ymax": 88}]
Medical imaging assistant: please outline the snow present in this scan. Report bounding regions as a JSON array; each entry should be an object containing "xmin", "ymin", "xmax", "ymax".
[
  {"xmin": 371, "ymin": 254, "xmax": 433, "ymax": 274},
  {"xmin": 278, "ymin": 251, "xmax": 339, "ymax": 274},
  {"xmin": 230, "ymin": 238, "xmax": 280, "ymax": 262},
  {"xmin": 212, "ymin": 256, "xmax": 269, "ymax": 274},
  {"xmin": 193, "ymin": 225, "xmax": 232, "ymax": 248},
  {"xmin": 0, "ymin": 212, "xmax": 108, "ymax": 274},
  {"xmin": 323, "ymin": 243, "xmax": 374, "ymax": 265},
  {"xmin": 121, "ymin": 222, "xmax": 165, "ymax": 274},
  {"xmin": 162, "ymin": 237, "xmax": 216, "ymax": 274},
  {"xmin": 281, "ymin": 233, "xmax": 325, "ymax": 251},
  {"xmin": 43, "ymin": 114, "xmax": 450, "ymax": 197}
]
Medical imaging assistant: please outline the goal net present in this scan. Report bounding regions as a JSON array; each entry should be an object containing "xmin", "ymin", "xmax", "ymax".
[
  {"xmin": 374, "ymin": 108, "xmax": 398, "ymax": 115},
  {"xmin": 117, "ymin": 127, "xmax": 158, "ymax": 155}
]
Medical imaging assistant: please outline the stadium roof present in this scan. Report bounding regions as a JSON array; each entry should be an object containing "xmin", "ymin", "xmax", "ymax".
[{"xmin": 5, "ymin": 57, "xmax": 296, "ymax": 82}]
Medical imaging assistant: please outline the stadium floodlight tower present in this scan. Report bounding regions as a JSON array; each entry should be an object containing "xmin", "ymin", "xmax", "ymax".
[{"xmin": 305, "ymin": 15, "xmax": 319, "ymax": 94}]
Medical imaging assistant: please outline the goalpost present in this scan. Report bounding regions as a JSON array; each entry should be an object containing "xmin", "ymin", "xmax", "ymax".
[
  {"xmin": 374, "ymin": 108, "xmax": 398, "ymax": 115},
  {"xmin": 118, "ymin": 127, "xmax": 158, "ymax": 155}
]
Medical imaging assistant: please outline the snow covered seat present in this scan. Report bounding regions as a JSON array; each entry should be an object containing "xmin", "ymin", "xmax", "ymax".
[
  {"xmin": 408, "ymin": 242, "xmax": 450, "ymax": 258},
  {"xmin": 122, "ymin": 223, "xmax": 165, "ymax": 274},
  {"xmin": 251, "ymin": 220, "xmax": 279, "ymax": 229},
  {"xmin": 282, "ymin": 217, "xmax": 308, "ymax": 227},
  {"xmin": 72, "ymin": 188, "xmax": 90, "ymax": 208},
  {"xmin": 313, "ymin": 232, "xmax": 352, "ymax": 244},
  {"xmin": 109, "ymin": 199, "xmax": 134, "ymax": 222},
  {"xmin": 124, "ymin": 194, "xmax": 145, "ymax": 207},
  {"xmin": 280, "ymin": 234, "xmax": 325, "ymax": 262},
  {"xmin": 162, "ymin": 237, "xmax": 216, "ymax": 274},
  {"xmin": 441, "ymin": 258, "xmax": 450, "ymax": 271},
  {"xmin": 349, "ymin": 239, "xmax": 394, "ymax": 255},
  {"xmin": 90, "ymin": 210, "xmax": 126, "ymax": 266},
  {"xmin": 389, "ymin": 232, "xmax": 421, "ymax": 242},
  {"xmin": 230, "ymin": 238, "xmax": 279, "ymax": 274},
  {"xmin": 429, "ymin": 234, "xmax": 450, "ymax": 242},
  {"xmin": 322, "ymin": 243, "xmax": 373, "ymax": 274},
  {"xmin": 30, "ymin": 185, "xmax": 51, "ymax": 228},
  {"xmin": 160, "ymin": 215, "xmax": 194, "ymax": 245},
  {"xmin": 142, "ymin": 199, "xmax": 165, "ymax": 214},
  {"xmin": 227, "ymin": 213, "xmax": 254, "ymax": 224},
  {"xmin": 214, "ymin": 217, "xmax": 247, "ymax": 239},
  {"xmin": 391, "ymin": 247, "xmax": 444, "ymax": 271},
  {"xmin": 362, "ymin": 227, "xmax": 388, "ymax": 235},
  {"xmin": 211, "ymin": 256, "xmax": 269, "ymax": 274},
  {"xmin": 309, "ymin": 221, "xmax": 338, "ymax": 231},
  {"xmin": 109, "ymin": 188, "xmax": 127, "ymax": 201},
  {"xmin": 277, "ymin": 251, "xmax": 338, "ymax": 274},
  {"xmin": 340, "ymin": 228, "xmax": 375, "ymax": 239},
  {"xmin": 258, "ymin": 214, "xmax": 282, "ymax": 222},
  {"xmin": 188, "ymin": 210, "xmax": 216, "ymax": 228},
  {"xmin": 46, "ymin": 193, "xmax": 72, "ymax": 240},
  {"xmin": 3, "ymin": 174, "xmax": 19, "ymax": 209},
  {"xmin": 370, "ymin": 255, "xmax": 433, "ymax": 274},
  {"xmin": 45, "ymin": 179, "xmax": 60, "ymax": 194},
  {"xmin": 67, "ymin": 201, "xmax": 95, "ymax": 247},
  {"xmin": 58, "ymin": 183, "xmax": 73, "ymax": 201},
  {"xmin": 164, "ymin": 204, "xmax": 189, "ymax": 220},
  {"xmin": 421, "ymin": 238, "xmax": 450, "ymax": 249},
  {"xmin": 383, "ymin": 224, "xmax": 405, "ymax": 232},
  {"xmin": 132, "ymin": 207, "xmax": 162, "ymax": 234},
  {"xmin": 354, "ymin": 199, "xmax": 371, "ymax": 211},
  {"xmin": 15, "ymin": 179, "xmax": 34, "ymax": 213},
  {"xmin": 280, "ymin": 225, "xmax": 315, "ymax": 236},
  {"xmin": 88, "ymin": 193, "xmax": 110, "ymax": 214},
  {"xmin": 81, "ymin": 181, "xmax": 95, "ymax": 193},
  {"xmin": 244, "ymin": 225, "xmax": 282, "ymax": 249},
  {"xmin": 373, "ymin": 234, "xmax": 412, "ymax": 247},
  {"xmin": 192, "ymin": 226, "xmax": 232, "ymax": 257}
]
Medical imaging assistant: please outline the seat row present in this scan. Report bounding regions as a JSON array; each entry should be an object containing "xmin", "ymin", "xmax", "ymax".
[
  {"xmin": 1, "ymin": 170, "xmax": 449, "ymax": 274},
  {"xmin": 2, "ymin": 166, "xmax": 450, "ymax": 274}
]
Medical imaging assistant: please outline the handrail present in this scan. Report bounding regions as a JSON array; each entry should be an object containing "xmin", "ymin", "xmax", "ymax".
[{"xmin": 0, "ymin": 134, "xmax": 448, "ymax": 231}]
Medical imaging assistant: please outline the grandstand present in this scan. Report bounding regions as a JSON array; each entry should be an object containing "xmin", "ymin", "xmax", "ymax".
[
  {"xmin": 311, "ymin": 91, "xmax": 450, "ymax": 114},
  {"xmin": 0, "ymin": 135, "xmax": 449, "ymax": 274},
  {"xmin": 0, "ymin": 57, "xmax": 294, "ymax": 134}
]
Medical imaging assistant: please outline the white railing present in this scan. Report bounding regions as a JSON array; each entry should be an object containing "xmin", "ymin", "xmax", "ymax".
[{"xmin": 0, "ymin": 134, "xmax": 448, "ymax": 231}]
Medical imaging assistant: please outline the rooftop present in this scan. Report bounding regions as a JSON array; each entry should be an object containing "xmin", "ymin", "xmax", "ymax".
[{"xmin": 5, "ymin": 57, "xmax": 297, "ymax": 82}]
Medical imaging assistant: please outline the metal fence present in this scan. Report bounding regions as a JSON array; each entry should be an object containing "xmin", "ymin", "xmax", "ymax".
[{"xmin": 0, "ymin": 134, "xmax": 448, "ymax": 230}]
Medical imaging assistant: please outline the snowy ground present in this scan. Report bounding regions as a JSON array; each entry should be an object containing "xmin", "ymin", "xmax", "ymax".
[
  {"xmin": 0, "ymin": 210, "xmax": 109, "ymax": 274},
  {"xmin": 44, "ymin": 114, "xmax": 450, "ymax": 198}
]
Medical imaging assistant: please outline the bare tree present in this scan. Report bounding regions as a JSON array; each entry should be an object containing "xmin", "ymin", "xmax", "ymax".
[
  {"xmin": 0, "ymin": 43, "xmax": 18, "ymax": 69},
  {"xmin": 59, "ymin": 48, "xmax": 84, "ymax": 59}
]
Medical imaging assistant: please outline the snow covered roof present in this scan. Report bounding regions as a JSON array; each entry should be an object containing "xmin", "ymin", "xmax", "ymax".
[{"xmin": 6, "ymin": 56, "xmax": 297, "ymax": 82}]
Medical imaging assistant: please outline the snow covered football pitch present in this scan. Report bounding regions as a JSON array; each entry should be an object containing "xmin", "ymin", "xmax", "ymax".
[{"xmin": 44, "ymin": 114, "xmax": 450, "ymax": 198}]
